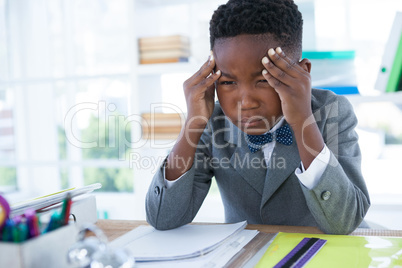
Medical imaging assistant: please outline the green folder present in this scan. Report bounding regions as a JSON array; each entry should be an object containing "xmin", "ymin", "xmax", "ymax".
[
  {"xmin": 386, "ymin": 32, "xmax": 402, "ymax": 93},
  {"xmin": 256, "ymin": 232, "xmax": 402, "ymax": 268},
  {"xmin": 375, "ymin": 12, "xmax": 402, "ymax": 92}
]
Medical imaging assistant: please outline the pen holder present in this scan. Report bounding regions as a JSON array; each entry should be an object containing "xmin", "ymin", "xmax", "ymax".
[{"xmin": 0, "ymin": 223, "xmax": 78, "ymax": 268}]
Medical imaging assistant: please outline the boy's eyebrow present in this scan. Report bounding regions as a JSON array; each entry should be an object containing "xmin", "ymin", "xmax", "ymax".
[
  {"xmin": 220, "ymin": 71, "xmax": 235, "ymax": 79},
  {"xmin": 220, "ymin": 70, "xmax": 264, "ymax": 79},
  {"xmin": 252, "ymin": 70, "xmax": 264, "ymax": 77}
]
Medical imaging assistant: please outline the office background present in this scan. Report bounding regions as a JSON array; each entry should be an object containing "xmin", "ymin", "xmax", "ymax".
[{"xmin": 0, "ymin": 0, "xmax": 401, "ymax": 229}]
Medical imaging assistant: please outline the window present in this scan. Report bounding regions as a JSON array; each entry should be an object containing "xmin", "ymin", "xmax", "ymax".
[
  {"xmin": 0, "ymin": 0, "xmax": 136, "ymax": 218},
  {"xmin": 0, "ymin": 88, "xmax": 16, "ymax": 192}
]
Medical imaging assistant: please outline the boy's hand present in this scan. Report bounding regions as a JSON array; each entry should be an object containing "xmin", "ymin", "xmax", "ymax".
[
  {"xmin": 183, "ymin": 55, "xmax": 221, "ymax": 129},
  {"xmin": 262, "ymin": 47, "xmax": 325, "ymax": 168},
  {"xmin": 261, "ymin": 47, "xmax": 312, "ymax": 129}
]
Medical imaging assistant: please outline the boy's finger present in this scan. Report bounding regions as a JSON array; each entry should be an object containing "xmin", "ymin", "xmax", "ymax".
[
  {"xmin": 262, "ymin": 69, "xmax": 289, "ymax": 94},
  {"xmin": 277, "ymin": 49, "xmax": 312, "ymax": 82},
  {"xmin": 187, "ymin": 54, "xmax": 216, "ymax": 85},
  {"xmin": 205, "ymin": 82, "xmax": 216, "ymax": 101},
  {"xmin": 201, "ymin": 70, "xmax": 221, "ymax": 90},
  {"xmin": 265, "ymin": 48, "xmax": 306, "ymax": 79},
  {"xmin": 276, "ymin": 47, "xmax": 306, "ymax": 73},
  {"xmin": 261, "ymin": 55, "xmax": 295, "ymax": 87}
]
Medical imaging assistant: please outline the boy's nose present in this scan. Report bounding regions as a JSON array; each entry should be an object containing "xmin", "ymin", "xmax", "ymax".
[{"xmin": 240, "ymin": 90, "xmax": 258, "ymax": 110}]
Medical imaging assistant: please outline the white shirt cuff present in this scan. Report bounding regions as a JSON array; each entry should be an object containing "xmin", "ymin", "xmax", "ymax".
[
  {"xmin": 295, "ymin": 144, "xmax": 330, "ymax": 189},
  {"xmin": 163, "ymin": 165, "xmax": 185, "ymax": 189}
]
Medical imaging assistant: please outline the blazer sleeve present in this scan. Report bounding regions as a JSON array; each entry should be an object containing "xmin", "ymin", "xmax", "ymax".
[
  {"xmin": 300, "ymin": 94, "xmax": 371, "ymax": 234},
  {"xmin": 145, "ymin": 124, "xmax": 214, "ymax": 230}
]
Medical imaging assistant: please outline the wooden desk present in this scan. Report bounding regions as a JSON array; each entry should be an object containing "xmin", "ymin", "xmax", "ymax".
[
  {"xmin": 96, "ymin": 220, "xmax": 402, "ymax": 267},
  {"xmin": 96, "ymin": 219, "xmax": 402, "ymax": 241}
]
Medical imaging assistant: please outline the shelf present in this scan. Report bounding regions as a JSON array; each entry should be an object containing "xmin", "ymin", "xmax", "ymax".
[
  {"xmin": 137, "ymin": 62, "xmax": 200, "ymax": 76},
  {"xmin": 345, "ymin": 91, "xmax": 402, "ymax": 105}
]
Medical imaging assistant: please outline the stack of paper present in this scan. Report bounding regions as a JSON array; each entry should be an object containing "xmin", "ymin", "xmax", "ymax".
[{"xmin": 110, "ymin": 221, "xmax": 259, "ymax": 267}]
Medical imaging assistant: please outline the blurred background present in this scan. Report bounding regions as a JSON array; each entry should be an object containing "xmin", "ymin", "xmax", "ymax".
[{"xmin": 0, "ymin": 0, "xmax": 402, "ymax": 229}]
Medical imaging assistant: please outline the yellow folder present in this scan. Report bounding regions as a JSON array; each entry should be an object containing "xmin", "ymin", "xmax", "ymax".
[{"xmin": 256, "ymin": 232, "xmax": 402, "ymax": 268}]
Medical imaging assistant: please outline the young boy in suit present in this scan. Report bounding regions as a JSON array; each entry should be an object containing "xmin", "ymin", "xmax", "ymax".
[{"xmin": 145, "ymin": 0, "xmax": 370, "ymax": 234}]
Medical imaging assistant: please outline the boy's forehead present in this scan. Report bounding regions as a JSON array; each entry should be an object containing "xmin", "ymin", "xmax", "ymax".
[
  {"xmin": 214, "ymin": 34, "xmax": 280, "ymax": 59},
  {"xmin": 215, "ymin": 34, "xmax": 278, "ymax": 48},
  {"xmin": 213, "ymin": 34, "xmax": 298, "ymax": 62},
  {"xmin": 212, "ymin": 35, "xmax": 276, "ymax": 76}
]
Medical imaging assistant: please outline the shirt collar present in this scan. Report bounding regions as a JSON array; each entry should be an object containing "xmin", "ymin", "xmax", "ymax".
[{"xmin": 265, "ymin": 116, "xmax": 285, "ymax": 134}]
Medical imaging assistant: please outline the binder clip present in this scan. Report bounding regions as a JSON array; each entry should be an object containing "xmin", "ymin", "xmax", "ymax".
[{"xmin": 67, "ymin": 223, "xmax": 134, "ymax": 268}]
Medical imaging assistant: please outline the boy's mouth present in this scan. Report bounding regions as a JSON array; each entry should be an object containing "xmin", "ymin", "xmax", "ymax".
[{"xmin": 239, "ymin": 118, "xmax": 264, "ymax": 128}]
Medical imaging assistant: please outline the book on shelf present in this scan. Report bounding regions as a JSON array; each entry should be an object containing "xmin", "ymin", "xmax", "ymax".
[
  {"xmin": 375, "ymin": 12, "xmax": 402, "ymax": 93},
  {"xmin": 139, "ymin": 40, "xmax": 190, "ymax": 52},
  {"xmin": 140, "ymin": 57, "xmax": 189, "ymax": 64},
  {"xmin": 140, "ymin": 48, "xmax": 190, "ymax": 60},
  {"xmin": 138, "ymin": 34, "xmax": 191, "ymax": 65},
  {"xmin": 141, "ymin": 113, "xmax": 184, "ymax": 140},
  {"xmin": 139, "ymin": 35, "xmax": 190, "ymax": 47}
]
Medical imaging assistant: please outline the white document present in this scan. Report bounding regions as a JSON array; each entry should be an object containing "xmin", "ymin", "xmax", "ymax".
[
  {"xmin": 110, "ymin": 221, "xmax": 248, "ymax": 262},
  {"xmin": 133, "ymin": 229, "xmax": 259, "ymax": 268}
]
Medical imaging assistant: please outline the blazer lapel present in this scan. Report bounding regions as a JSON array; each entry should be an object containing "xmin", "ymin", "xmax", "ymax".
[
  {"xmin": 224, "ymin": 119, "xmax": 266, "ymax": 196},
  {"xmin": 260, "ymin": 138, "xmax": 301, "ymax": 207}
]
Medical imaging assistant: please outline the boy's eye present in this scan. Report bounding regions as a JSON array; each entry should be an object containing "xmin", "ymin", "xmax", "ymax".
[
  {"xmin": 220, "ymin": 81, "xmax": 235, "ymax": 85},
  {"xmin": 258, "ymin": 79, "xmax": 268, "ymax": 83}
]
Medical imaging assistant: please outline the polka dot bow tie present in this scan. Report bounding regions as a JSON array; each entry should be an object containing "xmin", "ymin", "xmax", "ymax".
[{"xmin": 246, "ymin": 124, "xmax": 293, "ymax": 153}]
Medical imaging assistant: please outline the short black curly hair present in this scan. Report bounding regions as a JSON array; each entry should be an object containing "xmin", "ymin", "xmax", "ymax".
[{"xmin": 209, "ymin": 0, "xmax": 303, "ymax": 58}]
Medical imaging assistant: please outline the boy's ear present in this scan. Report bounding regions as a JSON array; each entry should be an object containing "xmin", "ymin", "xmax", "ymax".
[{"xmin": 298, "ymin": 58, "xmax": 312, "ymax": 73}]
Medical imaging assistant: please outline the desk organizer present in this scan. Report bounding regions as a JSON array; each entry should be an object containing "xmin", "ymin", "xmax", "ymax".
[{"xmin": 0, "ymin": 223, "xmax": 77, "ymax": 268}]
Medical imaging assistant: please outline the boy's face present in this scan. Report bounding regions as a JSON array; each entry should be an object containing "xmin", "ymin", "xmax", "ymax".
[{"xmin": 214, "ymin": 34, "xmax": 287, "ymax": 135}]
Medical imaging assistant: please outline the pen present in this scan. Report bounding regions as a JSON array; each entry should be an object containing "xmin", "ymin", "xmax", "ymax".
[
  {"xmin": 2, "ymin": 219, "xmax": 13, "ymax": 242},
  {"xmin": 45, "ymin": 210, "xmax": 61, "ymax": 233},
  {"xmin": 12, "ymin": 215, "xmax": 22, "ymax": 242},
  {"xmin": 19, "ymin": 222, "xmax": 29, "ymax": 242},
  {"xmin": 25, "ymin": 208, "xmax": 40, "ymax": 238},
  {"xmin": 61, "ymin": 193, "xmax": 72, "ymax": 225},
  {"xmin": 33, "ymin": 214, "xmax": 40, "ymax": 236},
  {"xmin": 14, "ymin": 216, "xmax": 29, "ymax": 243}
]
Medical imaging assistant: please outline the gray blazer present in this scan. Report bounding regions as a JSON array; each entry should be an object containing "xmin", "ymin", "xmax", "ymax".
[{"xmin": 145, "ymin": 89, "xmax": 370, "ymax": 234}]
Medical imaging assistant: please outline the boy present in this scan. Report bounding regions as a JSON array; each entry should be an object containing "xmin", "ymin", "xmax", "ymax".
[{"xmin": 145, "ymin": 0, "xmax": 370, "ymax": 234}]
